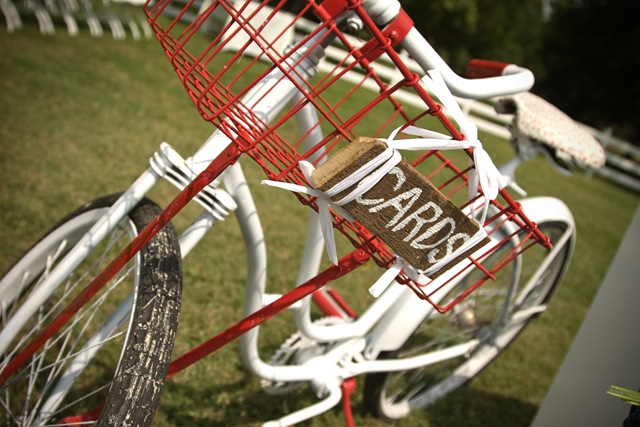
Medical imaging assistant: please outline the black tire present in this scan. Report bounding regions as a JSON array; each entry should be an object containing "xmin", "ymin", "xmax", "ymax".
[
  {"xmin": 364, "ymin": 221, "xmax": 573, "ymax": 420},
  {"xmin": 0, "ymin": 194, "xmax": 182, "ymax": 426}
]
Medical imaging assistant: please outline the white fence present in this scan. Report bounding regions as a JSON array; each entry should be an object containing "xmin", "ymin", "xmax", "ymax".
[
  {"xmin": 7, "ymin": 0, "xmax": 638, "ymax": 193},
  {"xmin": 579, "ymin": 125, "xmax": 640, "ymax": 193},
  {"xmin": 6, "ymin": 0, "xmax": 640, "ymax": 193},
  {"xmin": 2, "ymin": 0, "xmax": 153, "ymax": 39}
]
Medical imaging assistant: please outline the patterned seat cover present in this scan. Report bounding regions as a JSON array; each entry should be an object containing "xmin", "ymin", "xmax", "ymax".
[{"xmin": 495, "ymin": 92, "xmax": 606, "ymax": 169}]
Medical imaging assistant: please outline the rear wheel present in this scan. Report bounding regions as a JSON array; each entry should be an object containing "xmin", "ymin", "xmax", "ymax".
[
  {"xmin": 0, "ymin": 194, "xmax": 182, "ymax": 426},
  {"xmin": 364, "ymin": 220, "xmax": 574, "ymax": 420}
]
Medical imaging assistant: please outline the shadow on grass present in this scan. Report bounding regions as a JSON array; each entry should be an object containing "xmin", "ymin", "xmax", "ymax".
[
  {"xmin": 422, "ymin": 385, "xmax": 540, "ymax": 427},
  {"xmin": 158, "ymin": 371, "xmax": 540, "ymax": 427},
  {"xmin": 158, "ymin": 372, "xmax": 334, "ymax": 427}
]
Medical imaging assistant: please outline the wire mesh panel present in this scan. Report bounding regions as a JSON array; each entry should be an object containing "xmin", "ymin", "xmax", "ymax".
[{"xmin": 144, "ymin": 0, "xmax": 550, "ymax": 312}]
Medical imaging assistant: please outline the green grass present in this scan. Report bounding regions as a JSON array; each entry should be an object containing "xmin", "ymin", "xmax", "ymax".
[{"xmin": 1, "ymin": 26, "xmax": 639, "ymax": 427}]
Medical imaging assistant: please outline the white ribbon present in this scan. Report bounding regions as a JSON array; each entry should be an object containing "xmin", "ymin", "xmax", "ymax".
[
  {"xmin": 262, "ymin": 69, "xmax": 506, "ymax": 297},
  {"xmin": 420, "ymin": 70, "xmax": 506, "ymax": 224},
  {"xmin": 368, "ymin": 257, "xmax": 405, "ymax": 297},
  {"xmin": 261, "ymin": 174, "xmax": 351, "ymax": 266},
  {"xmin": 263, "ymin": 147, "xmax": 402, "ymax": 265},
  {"xmin": 366, "ymin": 225, "xmax": 489, "ymax": 297}
]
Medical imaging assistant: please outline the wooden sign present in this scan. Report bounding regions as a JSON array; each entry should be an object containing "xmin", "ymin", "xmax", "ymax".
[{"xmin": 311, "ymin": 137, "xmax": 489, "ymax": 276}]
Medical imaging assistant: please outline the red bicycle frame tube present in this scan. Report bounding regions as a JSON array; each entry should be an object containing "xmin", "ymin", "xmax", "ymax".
[
  {"xmin": 166, "ymin": 249, "xmax": 369, "ymax": 378},
  {"xmin": 0, "ymin": 144, "xmax": 241, "ymax": 386}
]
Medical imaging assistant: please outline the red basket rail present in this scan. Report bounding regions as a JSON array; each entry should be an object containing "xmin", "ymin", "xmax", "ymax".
[{"xmin": 143, "ymin": 0, "xmax": 550, "ymax": 312}]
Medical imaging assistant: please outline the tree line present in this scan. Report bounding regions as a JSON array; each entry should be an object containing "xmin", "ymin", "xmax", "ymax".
[{"xmin": 399, "ymin": 0, "xmax": 639, "ymax": 145}]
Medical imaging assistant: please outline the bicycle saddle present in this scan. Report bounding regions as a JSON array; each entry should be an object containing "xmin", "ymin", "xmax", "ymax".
[{"xmin": 495, "ymin": 92, "xmax": 606, "ymax": 170}]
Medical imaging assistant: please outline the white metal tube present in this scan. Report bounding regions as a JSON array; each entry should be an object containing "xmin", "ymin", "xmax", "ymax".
[
  {"xmin": 0, "ymin": 168, "xmax": 160, "ymax": 355},
  {"xmin": 401, "ymin": 28, "xmax": 535, "ymax": 99},
  {"xmin": 400, "ymin": 28, "xmax": 534, "ymax": 99},
  {"xmin": 294, "ymin": 281, "xmax": 406, "ymax": 342},
  {"xmin": 262, "ymin": 380, "xmax": 342, "ymax": 427},
  {"xmin": 292, "ymin": 95, "xmax": 329, "ymax": 287},
  {"xmin": 359, "ymin": 0, "xmax": 535, "ymax": 97},
  {"xmin": 178, "ymin": 210, "xmax": 219, "ymax": 257},
  {"xmin": 225, "ymin": 164, "xmax": 313, "ymax": 382},
  {"xmin": 347, "ymin": 339, "xmax": 480, "ymax": 376}
]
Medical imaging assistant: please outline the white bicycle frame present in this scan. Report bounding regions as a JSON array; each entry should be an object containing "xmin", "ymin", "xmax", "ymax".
[{"xmin": 0, "ymin": 0, "xmax": 576, "ymax": 425}]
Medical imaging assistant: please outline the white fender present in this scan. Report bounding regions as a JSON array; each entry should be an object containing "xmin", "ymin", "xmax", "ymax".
[
  {"xmin": 365, "ymin": 196, "xmax": 575, "ymax": 357},
  {"xmin": 517, "ymin": 196, "xmax": 575, "ymax": 229}
]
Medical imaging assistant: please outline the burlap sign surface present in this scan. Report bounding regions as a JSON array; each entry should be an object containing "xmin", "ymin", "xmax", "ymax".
[{"xmin": 312, "ymin": 137, "xmax": 490, "ymax": 276}]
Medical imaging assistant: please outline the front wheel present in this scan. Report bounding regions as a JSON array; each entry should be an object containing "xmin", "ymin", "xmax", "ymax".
[
  {"xmin": 363, "ymin": 220, "xmax": 574, "ymax": 420},
  {"xmin": 0, "ymin": 194, "xmax": 182, "ymax": 426}
]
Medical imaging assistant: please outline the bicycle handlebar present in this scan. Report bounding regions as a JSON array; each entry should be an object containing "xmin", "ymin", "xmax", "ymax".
[
  {"xmin": 360, "ymin": 0, "xmax": 535, "ymax": 99},
  {"xmin": 466, "ymin": 59, "xmax": 512, "ymax": 79}
]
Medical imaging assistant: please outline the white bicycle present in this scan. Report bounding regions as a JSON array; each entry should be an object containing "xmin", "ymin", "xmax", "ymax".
[{"xmin": 0, "ymin": 0, "xmax": 605, "ymax": 426}]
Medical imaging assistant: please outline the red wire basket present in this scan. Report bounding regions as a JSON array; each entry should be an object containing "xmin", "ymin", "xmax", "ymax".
[{"xmin": 143, "ymin": 0, "xmax": 551, "ymax": 312}]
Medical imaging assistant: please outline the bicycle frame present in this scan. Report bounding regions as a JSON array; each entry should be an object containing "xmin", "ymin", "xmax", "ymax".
[
  {"xmin": 158, "ymin": 141, "xmax": 575, "ymax": 427},
  {"xmin": 0, "ymin": 0, "xmax": 577, "ymax": 425}
]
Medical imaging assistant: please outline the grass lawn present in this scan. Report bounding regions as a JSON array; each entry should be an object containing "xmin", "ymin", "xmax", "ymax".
[{"xmin": 1, "ymin": 24, "xmax": 638, "ymax": 427}]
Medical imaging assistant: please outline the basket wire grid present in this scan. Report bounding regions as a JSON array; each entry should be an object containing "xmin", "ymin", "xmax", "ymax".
[{"xmin": 144, "ymin": 0, "xmax": 551, "ymax": 312}]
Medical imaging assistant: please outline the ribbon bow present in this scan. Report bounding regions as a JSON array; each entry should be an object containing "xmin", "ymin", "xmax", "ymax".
[
  {"xmin": 262, "ymin": 69, "xmax": 506, "ymax": 296},
  {"xmin": 419, "ymin": 70, "xmax": 506, "ymax": 224}
]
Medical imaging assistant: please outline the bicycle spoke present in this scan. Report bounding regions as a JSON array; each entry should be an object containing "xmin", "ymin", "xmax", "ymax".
[
  {"xmin": 0, "ymin": 215, "xmax": 144, "ymax": 424},
  {"xmin": 48, "ymin": 382, "xmax": 111, "ymax": 421}
]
